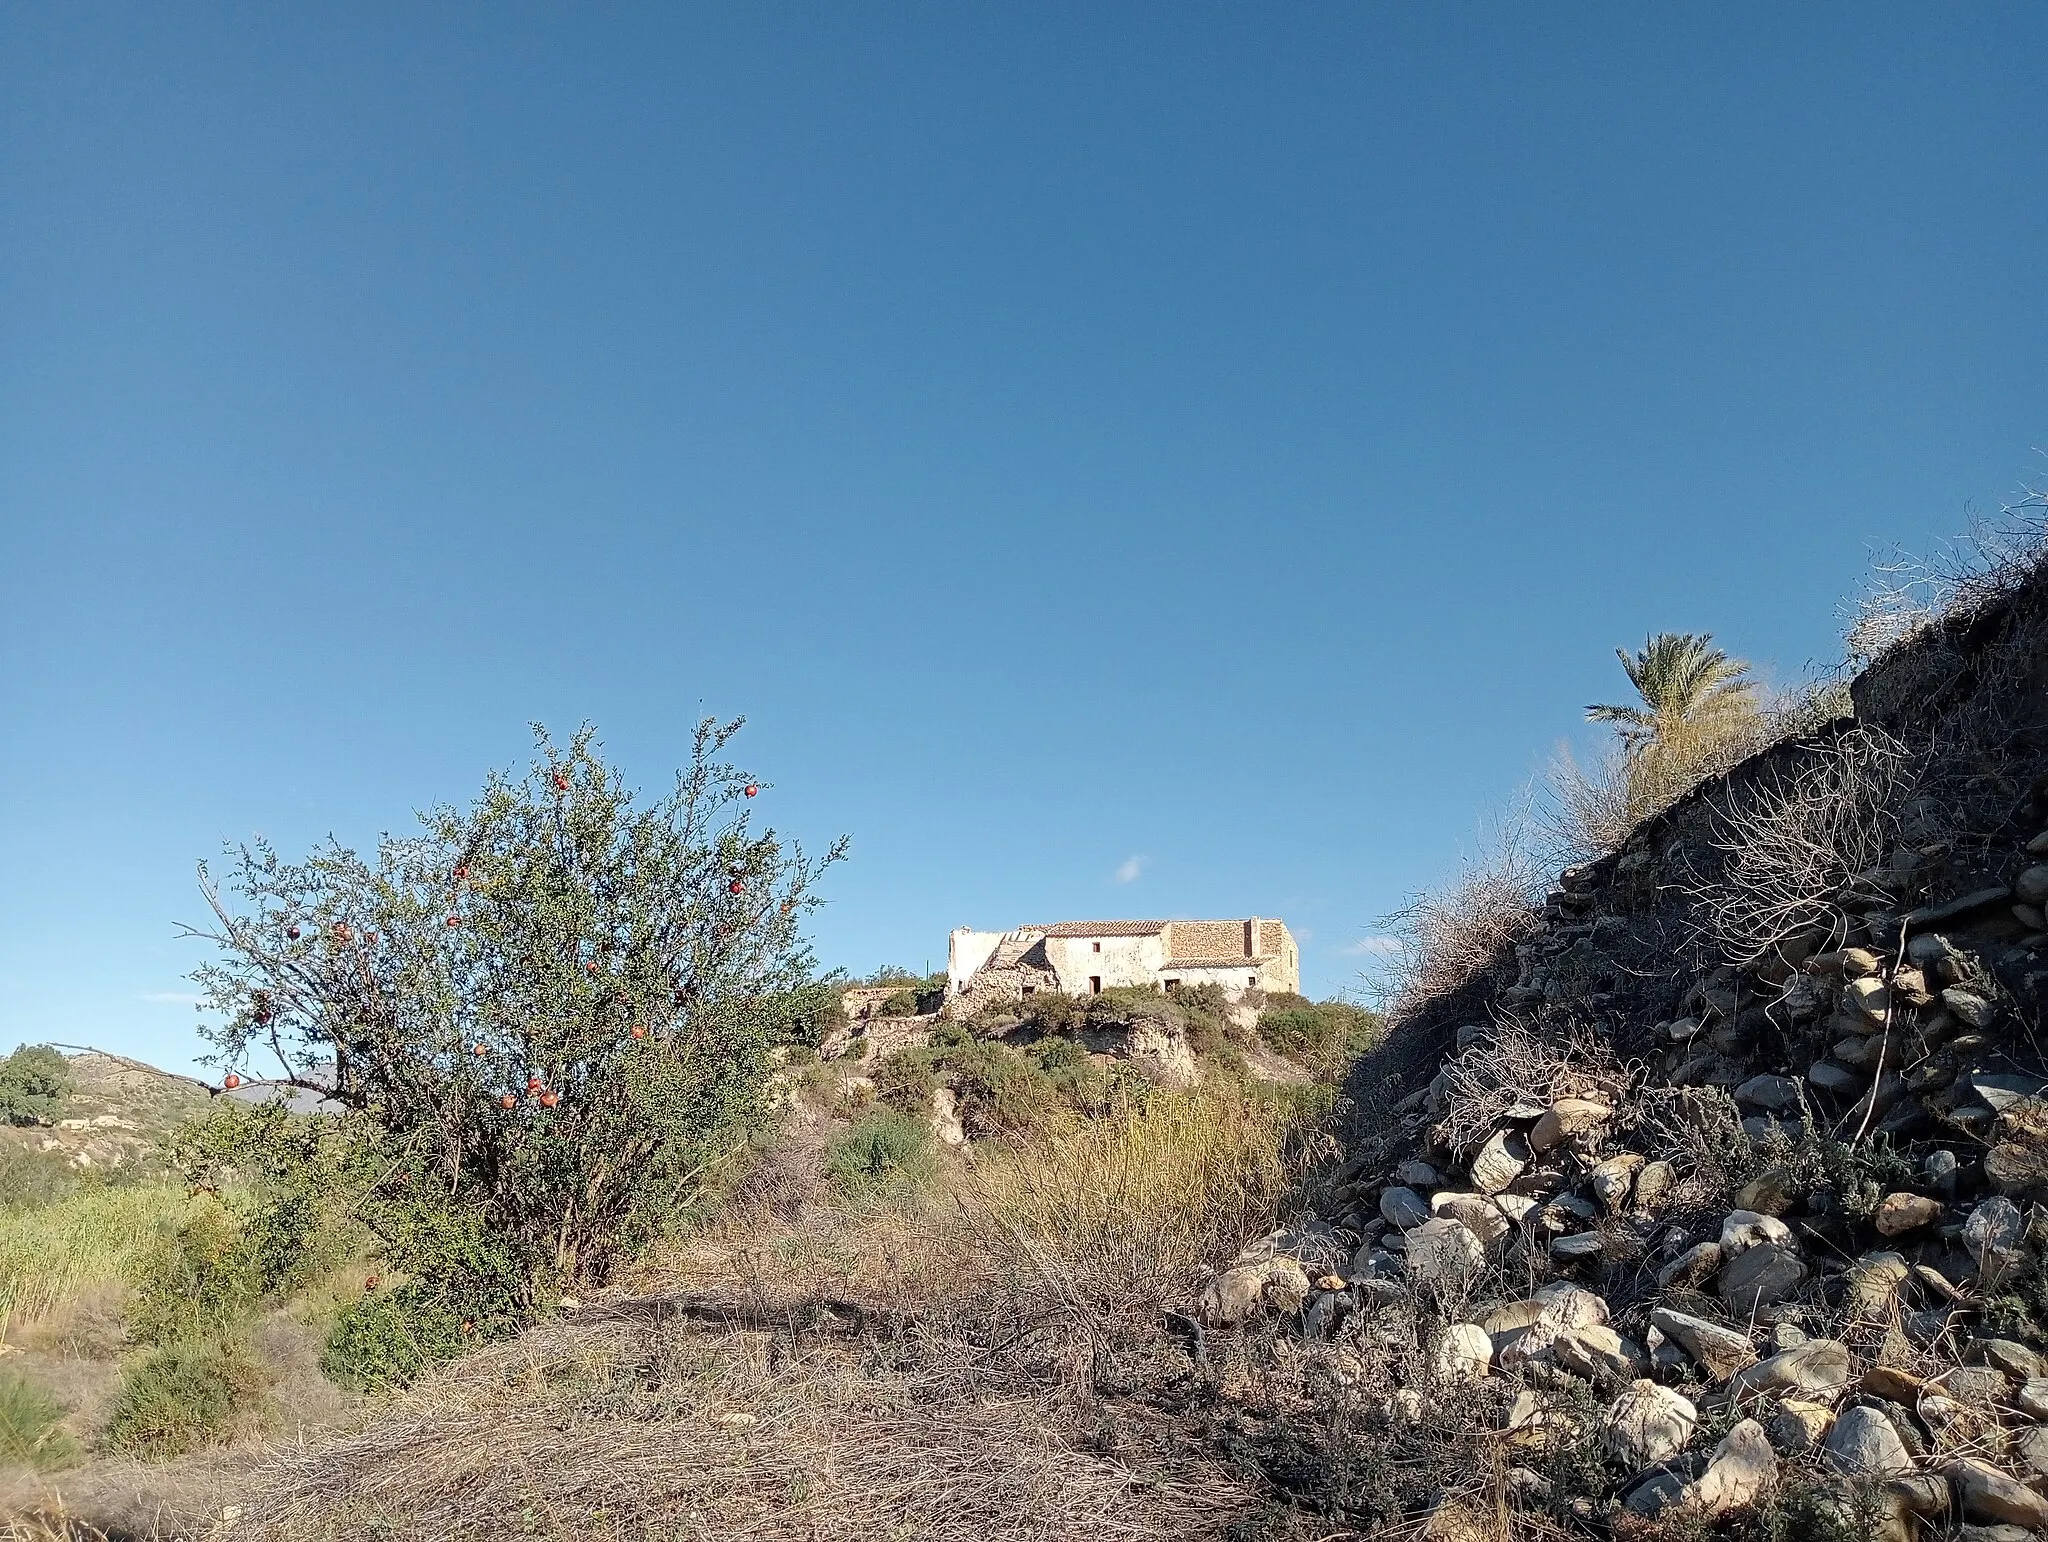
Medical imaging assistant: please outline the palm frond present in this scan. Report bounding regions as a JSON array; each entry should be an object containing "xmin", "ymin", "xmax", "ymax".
[{"xmin": 1585, "ymin": 703, "xmax": 1652, "ymax": 727}]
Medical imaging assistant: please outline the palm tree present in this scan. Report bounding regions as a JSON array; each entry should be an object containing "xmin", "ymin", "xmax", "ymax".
[{"xmin": 1587, "ymin": 632, "xmax": 1758, "ymax": 751}]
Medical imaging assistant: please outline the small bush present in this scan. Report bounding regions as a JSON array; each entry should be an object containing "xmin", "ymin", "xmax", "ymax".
[
  {"xmin": 176, "ymin": 1098, "xmax": 523, "ymax": 1392},
  {"xmin": 0, "ymin": 1144, "xmax": 86, "ymax": 1212},
  {"xmin": 1257, "ymin": 997, "xmax": 1384, "ymax": 1078},
  {"xmin": 126, "ymin": 1205, "xmax": 262, "ymax": 1348},
  {"xmin": 872, "ymin": 1047, "xmax": 941, "ymax": 1110},
  {"xmin": 823, "ymin": 1108, "xmax": 937, "ymax": 1203},
  {"xmin": 101, "ymin": 1337, "xmax": 267, "ymax": 1459},
  {"xmin": 1027, "ymin": 1036, "xmax": 1114, "ymax": 1113},
  {"xmin": 0, "ymin": 1048, "xmax": 71, "ymax": 1128},
  {"xmin": 321, "ymin": 1284, "xmax": 471, "ymax": 1394},
  {"xmin": 875, "ymin": 1033, "xmax": 1065, "ymax": 1138},
  {"xmin": 1177, "ymin": 1000, "xmax": 1232, "ymax": 1060},
  {"xmin": 1379, "ymin": 812, "xmax": 1545, "ymax": 1023},
  {"xmin": 0, "ymin": 1370, "xmax": 79, "ymax": 1470}
]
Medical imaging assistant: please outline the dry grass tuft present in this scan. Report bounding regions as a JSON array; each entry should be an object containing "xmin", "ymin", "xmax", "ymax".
[
  {"xmin": 1682, "ymin": 725, "xmax": 1913, "ymax": 966},
  {"xmin": 1433, "ymin": 1020, "xmax": 1630, "ymax": 1161},
  {"xmin": 952, "ymin": 1085, "xmax": 1325, "ymax": 1340},
  {"xmin": 1378, "ymin": 814, "xmax": 1545, "ymax": 1025},
  {"xmin": 1545, "ymin": 700, "xmax": 1807, "ymax": 865}
]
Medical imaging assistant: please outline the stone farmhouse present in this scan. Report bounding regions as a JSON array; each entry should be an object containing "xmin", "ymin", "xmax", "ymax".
[{"xmin": 945, "ymin": 917, "xmax": 1298, "ymax": 1016}]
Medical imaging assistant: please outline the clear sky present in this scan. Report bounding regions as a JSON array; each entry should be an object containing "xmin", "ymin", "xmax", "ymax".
[{"xmin": 3, "ymin": 5, "xmax": 2044, "ymax": 1075}]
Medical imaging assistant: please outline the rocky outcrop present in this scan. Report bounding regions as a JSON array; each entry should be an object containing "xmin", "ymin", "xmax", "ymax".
[{"xmin": 1208, "ymin": 558, "xmax": 2048, "ymax": 1533}]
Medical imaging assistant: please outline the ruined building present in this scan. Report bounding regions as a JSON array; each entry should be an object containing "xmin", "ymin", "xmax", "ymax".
[{"xmin": 945, "ymin": 917, "xmax": 1298, "ymax": 1015}]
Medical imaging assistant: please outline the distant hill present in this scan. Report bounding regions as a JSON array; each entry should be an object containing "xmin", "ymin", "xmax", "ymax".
[{"xmin": 0, "ymin": 1050, "xmax": 211, "ymax": 1173}]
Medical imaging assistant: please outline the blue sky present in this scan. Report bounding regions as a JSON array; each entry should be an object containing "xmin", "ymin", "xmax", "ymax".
[{"xmin": 3, "ymin": 5, "xmax": 2044, "ymax": 1075}]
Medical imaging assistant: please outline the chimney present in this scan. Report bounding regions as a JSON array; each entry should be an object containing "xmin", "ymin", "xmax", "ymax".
[{"xmin": 1246, "ymin": 916, "xmax": 1257, "ymax": 957}]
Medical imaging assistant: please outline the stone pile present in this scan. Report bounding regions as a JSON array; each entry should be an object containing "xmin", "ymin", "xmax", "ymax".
[{"xmin": 1203, "ymin": 803, "xmax": 2048, "ymax": 1536}]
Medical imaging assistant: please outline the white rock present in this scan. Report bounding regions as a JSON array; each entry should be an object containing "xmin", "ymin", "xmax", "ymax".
[
  {"xmin": 1766, "ymin": 1398, "xmax": 1833, "ymax": 1454},
  {"xmin": 1718, "ymin": 1241, "xmax": 1807, "ymax": 1314},
  {"xmin": 1684, "ymin": 1419, "xmax": 1777, "ymax": 1518},
  {"xmin": 1590, "ymin": 1153, "xmax": 1644, "ymax": 1212},
  {"xmin": 1470, "ymin": 1129, "xmax": 1530, "ymax": 1194},
  {"xmin": 1404, "ymin": 1218, "xmax": 1484, "ymax": 1292},
  {"xmin": 1380, "ymin": 1186, "xmax": 1430, "ymax": 1230},
  {"xmin": 1822, "ymin": 1405, "xmax": 1914, "ymax": 1478},
  {"xmin": 1430, "ymin": 1190, "xmax": 1516, "ymax": 1243},
  {"xmin": 1529, "ymin": 1098, "xmax": 1611, "ymax": 1153},
  {"xmin": 1946, "ymin": 1458, "xmax": 2048, "ymax": 1530},
  {"xmin": 1605, "ymin": 1380, "xmax": 1697, "ymax": 1468},
  {"xmin": 1650, "ymin": 1307, "xmax": 1757, "ymax": 1381},
  {"xmin": 1431, "ymin": 1323, "xmax": 1493, "ymax": 1385},
  {"xmin": 1554, "ymin": 1323, "xmax": 1643, "ymax": 1380},
  {"xmin": 1718, "ymin": 1210, "xmax": 1794, "ymax": 1256}
]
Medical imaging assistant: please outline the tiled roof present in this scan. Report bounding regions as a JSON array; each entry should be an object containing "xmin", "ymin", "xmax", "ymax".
[
  {"xmin": 1041, "ymin": 920, "xmax": 1169, "ymax": 938},
  {"xmin": 1162, "ymin": 957, "xmax": 1274, "ymax": 970}
]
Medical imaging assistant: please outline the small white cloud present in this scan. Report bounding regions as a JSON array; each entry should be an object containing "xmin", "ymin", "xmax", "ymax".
[
  {"xmin": 1340, "ymin": 936, "xmax": 1404, "ymax": 958},
  {"xmin": 1113, "ymin": 855, "xmax": 1148, "ymax": 884},
  {"xmin": 139, "ymin": 991, "xmax": 203, "ymax": 1005}
]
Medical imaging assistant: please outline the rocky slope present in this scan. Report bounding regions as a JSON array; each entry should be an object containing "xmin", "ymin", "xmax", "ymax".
[
  {"xmin": 1, "ymin": 1051, "xmax": 210, "ymax": 1173},
  {"xmin": 1207, "ymin": 558, "xmax": 2048, "ymax": 1537}
]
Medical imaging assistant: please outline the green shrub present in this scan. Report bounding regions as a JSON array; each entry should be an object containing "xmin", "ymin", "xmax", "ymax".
[
  {"xmin": 0, "ymin": 1370, "xmax": 79, "ymax": 1470},
  {"xmin": 126, "ymin": 1205, "xmax": 262, "ymax": 1348},
  {"xmin": 823, "ymin": 1108, "xmax": 937, "ymax": 1202},
  {"xmin": 321, "ymin": 1283, "xmax": 471, "ymax": 1394},
  {"xmin": 171, "ymin": 1101, "xmax": 367, "ymax": 1299},
  {"xmin": 188, "ymin": 722, "xmax": 845, "ymax": 1334},
  {"xmin": 874, "ymin": 1034, "xmax": 1064, "ymax": 1138},
  {"xmin": 101, "ymin": 1337, "xmax": 267, "ymax": 1459},
  {"xmin": 0, "ymin": 1142, "xmax": 86, "ymax": 1211},
  {"xmin": 877, "ymin": 988, "xmax": 920, "ymax": 1017},
  {"xmin": 0, "ymin": 1047, "xmax": 71, "ymax": 1127},
  {"xmin": 1256, "ymin": 997, "xmax": 1385, "ymax": 1078},
  {"xmin": 1028, "ymin": 1036, "xmax": 1105, "ymax": 1109},
  {"xmin": 873, "ymin": 1048, "xmax": 942, "ymax": 1111}
]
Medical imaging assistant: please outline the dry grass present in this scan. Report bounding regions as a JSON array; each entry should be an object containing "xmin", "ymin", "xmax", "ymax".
[
  {"xmin": 0, "ymin": 1185, "xmax": 195, "ymax": 1342},
  {"xmin": 1843, "ymin": 489, "xmax": 2048, "ymax": 673},
  {"xmin": 1433, "ymin": 1020, "xmax": 1630, "ymax": 1162},
  {"xmin": 954, "ymin": 1085, "xmax": 1326, "ymax": 1340},
  {"xmin": 1379, "ymin": 812, "xmax": 1544, "ymax": 1024},
  {"xmin": 230, "ymin": 1321, "xmax": 1251, "ymax": 1542},
  {"xmin": 1546, "ymin": 703, "xmax": 1795, "ymax": 865},
  {"xmin": 216, "ymin": 1082, "xmax": 1323, "ymax": 1542},
  {"xmin": 1682, "ymin": 725, "xmax": 1913, "ymax": 966}
]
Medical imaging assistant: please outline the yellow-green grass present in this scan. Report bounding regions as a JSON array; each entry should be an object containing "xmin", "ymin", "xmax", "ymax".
[
  {"xmin": 943, "ymin": 1079, "xmax": 1328, "ymax": 1322},
  {"xmin": 0, "ymin": 1184, "xmax": 198, "ymax": 1340}
]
